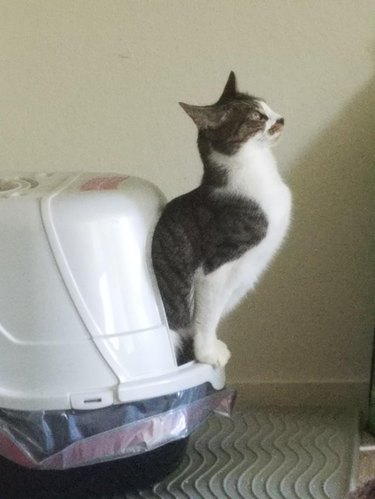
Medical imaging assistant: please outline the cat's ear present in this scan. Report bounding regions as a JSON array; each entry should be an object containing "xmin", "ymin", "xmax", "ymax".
[
  {"xmin": 179, "ymin": 102, "xmax": 225, "ymax": 129},
  {"xmin": 218, "ymin": 71, "xmax": 237, "ymax": 102}
]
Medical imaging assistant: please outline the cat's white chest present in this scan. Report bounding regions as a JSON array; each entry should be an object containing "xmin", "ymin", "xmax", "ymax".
[
  {"xmin": 236, "ymin": 183, "xmax": 291, "ymax": 289},
  {"xmin": 213, "ymin": 146, "xmax": 292, "ymax": 293},
  {"xmin": 253, "ymin": 178, "xmax": 292, "ymax": 248},
  {"xmin": 220, "ymin": 145, "xmax": 291, "ymax": 239}
]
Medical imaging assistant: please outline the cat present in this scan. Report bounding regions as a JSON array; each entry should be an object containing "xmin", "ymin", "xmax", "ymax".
[{"xmin": 152, "ymin": 71, "xmax": 292, "ymax": 368}]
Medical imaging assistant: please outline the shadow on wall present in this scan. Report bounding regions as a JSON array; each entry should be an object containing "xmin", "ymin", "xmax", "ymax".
[
  {"xmin": 225, "ymin": 70, "xmax": 375, "ymax": 383},
  {"xmin": 286, "ymin": 70, "xmax": 375, "ymax": 322}
]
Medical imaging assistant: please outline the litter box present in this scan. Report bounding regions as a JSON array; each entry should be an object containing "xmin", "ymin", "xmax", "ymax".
[{"xmin": 0, "ymin": 172, "xmax": 233, "ymax": 490}]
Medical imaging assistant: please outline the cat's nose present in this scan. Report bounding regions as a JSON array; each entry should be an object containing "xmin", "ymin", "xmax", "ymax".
[{"xmin": 276, "ymin": 117, "xmax": 284, "ymax": 126}]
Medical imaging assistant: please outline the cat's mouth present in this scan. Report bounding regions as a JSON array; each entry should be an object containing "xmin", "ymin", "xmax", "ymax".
[
  {"xmin": 268, "ymin": 123, "xmax": 284, "ymax": 136},
  {"xmin": 269, "ymin": 130, "xmax": 282, "ymax": 139},
  {"xmin": 267, "ymin": 125, "xmax": 284, "ymax": 146},
  {"xmin": 255, "ymin": 130, "xmax": 282, "ymax": 147},
  {"xmin": 268, "ymin": 131, "xmax": 282, "ymax": 144}
]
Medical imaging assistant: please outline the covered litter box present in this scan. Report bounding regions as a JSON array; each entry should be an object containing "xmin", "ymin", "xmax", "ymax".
[{"xmin": 0, "ymin": 172, "xmax": 233, "ymax": 471}]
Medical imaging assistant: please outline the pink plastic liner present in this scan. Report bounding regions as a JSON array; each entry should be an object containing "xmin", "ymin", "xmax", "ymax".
[{"xmin": 0, "ymin": 388, "xmax": 235, "ymax": 470}]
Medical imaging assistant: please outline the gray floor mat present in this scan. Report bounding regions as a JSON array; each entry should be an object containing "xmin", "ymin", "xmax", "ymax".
[{"xmin": 128, "ymin": 408, "xmax": 359, "ymax": 499}]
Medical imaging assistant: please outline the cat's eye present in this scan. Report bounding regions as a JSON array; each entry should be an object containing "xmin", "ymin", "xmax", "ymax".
[{"xmin": 250, "ymin": 111, "xmax": 261, "ymax": 121}]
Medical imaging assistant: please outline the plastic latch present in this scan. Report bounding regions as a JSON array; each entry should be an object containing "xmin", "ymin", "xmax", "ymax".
[{"xmin": 70, "ymin": 390, "xmax": 114, "ymax": 410}]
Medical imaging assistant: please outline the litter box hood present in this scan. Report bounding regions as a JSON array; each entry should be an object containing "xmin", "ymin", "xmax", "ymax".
[{"xmin": 0, "ymin": 172, "xmax": 225, "ymax": 411}]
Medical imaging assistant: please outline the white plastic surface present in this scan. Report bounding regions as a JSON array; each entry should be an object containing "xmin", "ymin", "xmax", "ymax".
[
  {"xmin": 0, "ymin": 172, "xmax": 225, "ymax": 411},
  {"xmin": 0, "ymin": 187, "xmax": 118, "ymax": 411},
  {"xmin": 117, "ymin": 362, "xmax": 226, "ymax": 403},
  {"xmin": 41, "ymin": 174, "xmax": 177, "ymax": 383}
]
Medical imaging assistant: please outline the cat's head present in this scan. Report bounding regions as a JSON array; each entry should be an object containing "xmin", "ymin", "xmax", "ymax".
[{"xmin": 179, "ymin": 72, "xmax": 284, "ymax": 155}]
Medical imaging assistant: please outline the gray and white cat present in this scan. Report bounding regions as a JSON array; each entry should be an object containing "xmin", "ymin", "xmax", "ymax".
[{"xmin": 152, "ymin": 72, "xmax": 291, "ymax": 368}]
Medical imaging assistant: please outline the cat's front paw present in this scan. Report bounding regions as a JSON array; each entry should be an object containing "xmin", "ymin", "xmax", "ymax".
[{"xmin": 194, "ymin": 338, "xmax": 231, "ymax": 367}]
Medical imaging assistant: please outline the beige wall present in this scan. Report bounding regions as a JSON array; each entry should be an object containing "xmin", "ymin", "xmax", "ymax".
[{"xmin": 1, "ymin": 1, "xmax": 374, "ymax": 407}]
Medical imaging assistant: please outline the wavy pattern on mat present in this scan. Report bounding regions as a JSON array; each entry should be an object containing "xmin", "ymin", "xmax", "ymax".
[{"xmin": 130, "ymin": 408, "xmax": 358, "ymax": 499}]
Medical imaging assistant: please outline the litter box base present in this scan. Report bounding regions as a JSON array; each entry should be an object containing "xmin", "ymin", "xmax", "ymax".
[{"xmin": 0, "ymin": 437, "xmax": 189, "ymax": 499}]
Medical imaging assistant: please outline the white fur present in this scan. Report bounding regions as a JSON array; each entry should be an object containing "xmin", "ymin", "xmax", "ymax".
[{"xmin": 192, "ymin": 105, "xmax": 292, "ymax": 367}]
